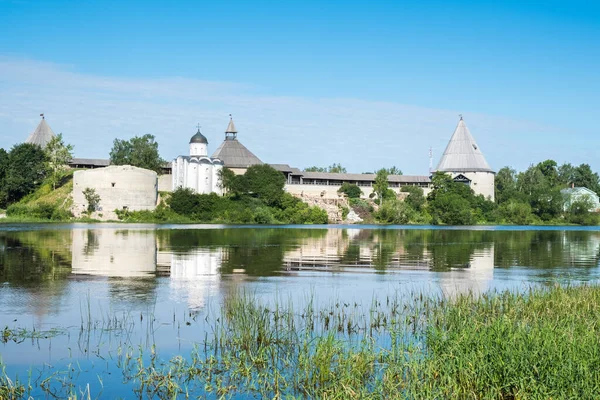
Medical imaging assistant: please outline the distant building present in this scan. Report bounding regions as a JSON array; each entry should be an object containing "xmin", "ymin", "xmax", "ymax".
[
  {"xmin": 26, "ymin": 114, "xmax": 55, "ymax": 147},
  {"xmin": 172, "ymin": 126, "xmax": 224, "ymax": 195},
  {"xmin": 435, "ymin": 117, "xmax": 495, "ymax": 201},
  {"xmin": 561, "ymin": 187, "xmax": 600, "ymax": 212}
]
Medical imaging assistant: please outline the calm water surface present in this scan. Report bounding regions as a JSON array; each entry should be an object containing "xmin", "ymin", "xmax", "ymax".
[{"xmin": 2, "ymin": 224, "xmax": 600, "ymax": 397}]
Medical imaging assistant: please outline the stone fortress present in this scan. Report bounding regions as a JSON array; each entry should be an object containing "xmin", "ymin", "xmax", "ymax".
[{"xmin": 24, "ymin": 114, "xmax": 496, "ymax": 216}]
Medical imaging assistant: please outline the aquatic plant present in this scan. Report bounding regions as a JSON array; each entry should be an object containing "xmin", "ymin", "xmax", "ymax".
[{"xmin": 3, "ymin": 285, "xmax": 600, "ymax": 398}]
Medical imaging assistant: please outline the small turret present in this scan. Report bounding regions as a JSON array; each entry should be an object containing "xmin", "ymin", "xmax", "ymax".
[{"xmin": 225, "ymin": 114, "xmax": 238, "ymax": 140}]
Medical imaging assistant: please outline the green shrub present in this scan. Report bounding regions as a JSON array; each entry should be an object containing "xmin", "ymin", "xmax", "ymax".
[
  {"xmin": 337, "ymin": 183, "xmax": 362, "ymax": 199},
  {"xmin": 376, "ymin": 199, "xmax": 416, "ymax": 224},
  {"xmin": 169, "ymin": 187, "xmax": 199, "ymax": 216},
  {"xmin": 253, "ymin": 207, "xmax": 275, "ymax": 224}
]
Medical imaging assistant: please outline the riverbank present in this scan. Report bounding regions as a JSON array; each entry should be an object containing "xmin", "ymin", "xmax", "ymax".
[{"xmin": 3, "ymin": 284, "xmax": 599, "ymax": 398}]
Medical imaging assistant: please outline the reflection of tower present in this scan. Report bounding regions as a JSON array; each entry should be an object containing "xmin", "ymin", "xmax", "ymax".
[
  {"xmin": 170, "ymin": 249, "xmax": 223, "ymax": 310},
  {"xmin": 71, "ymin": 229, "xmax": 157, "ymax": 277},
  {"xmin": 437, "ymin": 244, "xmax": 495, "ymax": 298}
]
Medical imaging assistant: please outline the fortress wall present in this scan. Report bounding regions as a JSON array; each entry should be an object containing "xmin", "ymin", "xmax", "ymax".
[
  {"xmin": 158, "ymin": 174, "xmax": 172, "ymax": 192},
  {"xmin": 73, "ymin": 165, "xmax": 158, "ymax": 219},
  {"xmin": 285, "ymin": 184, "xmax": 432, "ymax": 200}
]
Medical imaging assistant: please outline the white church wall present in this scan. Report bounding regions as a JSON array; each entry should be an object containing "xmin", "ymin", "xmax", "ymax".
[
  {"xmin": 190, "ymin": 142, "xmax": 208, "ymax": 157},
  {"xmin": 212, "ymin": 162, "xmax": 223, "ymax": 195},
  {"xmin": 199, "ymin": 159, "xmax": 213, "ymax": 194}
]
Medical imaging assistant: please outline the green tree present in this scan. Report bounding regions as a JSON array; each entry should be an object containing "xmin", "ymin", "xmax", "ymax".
[
  {"xmin": 536, "ymin": 159, "xmax": 559, "ymax": 187},
  {"xmin": 244, "ymin": 164, "xmax": 286, "ymax": 205},
  {"xmin": 83, "ymin": 187, "xmax": 101, "ymax": 213},
  {"xmin": 517, "ymin": 165, "xmax": 562, "ymax": 220},
  {"xmin": 373, "ymin": 168, "xmax": 389, "ymax": 202},
  {"xmin": 382, "ymin": 166, "xmax": 403, "ymax": 175},
  {"xmin": 337, "ymin": 182, "xmax": 362, "ymax": 199},
  {"xmin": 427, "ymin": 172, "xmax": 480, "ymax": 225},
  {"xmin": 169, "ymin": 187, "xmax": 200, "ymax": 216},
  {"xmin": 44, "ymin": 133, "xmax": 74, "ymax": 190},
  {"xmin": 304, "ymin": 163, "xmax": 347, "ymax": 173},
  {"xmin": 429, "ymin": 193, "xmax": 475, "ymax": 225},
  {"xmin": 327, "ymin": 163, "xmax": 347, "ymax": 173},
  {"xmin": 0, "ymin": 148, "xmax": 9, "ymax": 207},
  {"xmin": 218, "ymin": 167, "xmax": 238, "ymax": 193},
  {"xmin": 304, "ymin": 166, "xmax": 327, "ymax": 172},
  {"xmin": 401, "ymin": 186, "xmax": 425, "ymax": 211},
  {"xmin": 498, "ymin": 200, "xmax": 533, "ymax": 225},
  {"xmin": 572, "ymin": 164, "xmax": 600, "ymax": 195},
  {"xmin": 558, "ymin": 163, "xmax": 576, "ymax": 186},
  {"xmin": 566, "ymin": 195, "xmax": 599, "ymax": 226},
  {"xmin": 376, "ymin": 199, "xmax": 416, "ymax": 224},
  {"xmin": 109, "ymin": 134, "xmax": 165, "ymax": 173},
  {"xmin": 5, "ymin": 143, "xmax": 47, "ymax": 204},
  {"xmin": 495, "ymin": 166, "xmax": 519, "ymax": 205}
]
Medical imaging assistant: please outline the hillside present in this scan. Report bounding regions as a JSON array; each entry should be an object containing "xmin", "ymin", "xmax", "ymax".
[{"xmin": 4, "ymin": 172, "xmax": 74, "ymax": 221}]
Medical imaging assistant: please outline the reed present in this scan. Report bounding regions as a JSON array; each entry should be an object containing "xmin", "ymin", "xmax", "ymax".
[{"xmin": 3, "ymin": 285, "xmax": 600, "ymax": 398}]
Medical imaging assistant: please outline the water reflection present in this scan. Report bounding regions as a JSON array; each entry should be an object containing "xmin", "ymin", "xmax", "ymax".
[
  {"xmin": 72, "ymin": 229, "xmax": 157, "ymax": 277},
  {"xmin": 169, "ymin": 249, "xmax": 222, "ymax": 310},
  {"xmin": 1, "ymin": 226, "xmax": 600, "ymax": 311}
]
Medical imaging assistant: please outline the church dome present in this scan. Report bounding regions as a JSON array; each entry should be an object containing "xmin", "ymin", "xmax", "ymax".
[{"xmin": 189, "ymin": 129, "xmax": 208, "ymax": 144}]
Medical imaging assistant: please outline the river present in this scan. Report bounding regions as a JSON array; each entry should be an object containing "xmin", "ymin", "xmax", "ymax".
[{"xmin": 1, "ymin": 224, "xmax": 600, "ymax": 397}]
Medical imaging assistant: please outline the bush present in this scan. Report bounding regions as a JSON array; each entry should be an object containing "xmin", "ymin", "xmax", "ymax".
[
  {"xmin": 498, "ymin": 200, "xmax": 534, "ymax": 225},
  {"xmin": 338, "ymin": 183, "xmax": 362, "ymax": 199},
  {"xmin": 169, "ymin": 187, "xmax": 200, "ymax": 217},
  {"xmin": 376, "ymin": 199, "xmax": 416, "ymax": 224},
  {"xmin": 401, "ymin": 186, "xmax": 425, "ymax": 211},
  {"xmin": 254, "ymin": 207, "xmax": 275, "ymax": 224}
]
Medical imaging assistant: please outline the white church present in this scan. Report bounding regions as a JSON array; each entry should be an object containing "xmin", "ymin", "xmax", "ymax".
[{"xmin": 172, "ymin": 124, "xmax": 225, "ymax": 194}]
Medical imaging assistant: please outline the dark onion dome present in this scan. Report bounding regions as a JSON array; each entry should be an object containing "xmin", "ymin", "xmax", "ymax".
[{"xmin": 189, "ymin": 128, "xmax": 208, "ymax": 144}]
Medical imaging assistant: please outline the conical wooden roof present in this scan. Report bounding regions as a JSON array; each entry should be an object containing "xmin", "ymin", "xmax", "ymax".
[
  {"xmin": 211, "ymin": 139, "xmax": 262, "ymax": 168},
  {"xmin": 436, "ymin": 118, "xmax": 493, "ymax": 173},
  {"xmin": 26, "ymin": 117, "xmax": 56, "ymax": 147}
]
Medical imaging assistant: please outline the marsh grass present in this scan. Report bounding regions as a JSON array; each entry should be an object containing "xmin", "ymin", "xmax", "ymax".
[{"xmin": 3, "ymin": 285, "xmax": 600, "ymax": 399}]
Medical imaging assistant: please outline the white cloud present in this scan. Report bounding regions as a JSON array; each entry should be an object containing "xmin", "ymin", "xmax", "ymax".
[{"xmin": 0, "ymin": 57, "xmax": 571, "ymax": 174}]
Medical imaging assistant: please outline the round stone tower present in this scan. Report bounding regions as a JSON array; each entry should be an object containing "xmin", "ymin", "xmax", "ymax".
[{"xmin": 436, "ymin": 117, "xmax": 495, "ymax": 201}]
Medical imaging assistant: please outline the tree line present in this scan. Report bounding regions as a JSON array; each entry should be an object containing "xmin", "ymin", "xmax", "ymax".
[{"xmin": 336, "ymin": 160, "xmax": 600, "ymax": 226}]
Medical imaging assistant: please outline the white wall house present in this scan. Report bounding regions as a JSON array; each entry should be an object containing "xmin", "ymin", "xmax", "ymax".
[{"xmin": 172, "ymin": 128, "xmax": 224, "ymax": 195}]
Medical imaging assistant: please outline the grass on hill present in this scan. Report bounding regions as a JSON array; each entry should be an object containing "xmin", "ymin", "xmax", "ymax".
[{"xmin": 3, "ymin": 171, "xmax": 74, "ymax": 222}]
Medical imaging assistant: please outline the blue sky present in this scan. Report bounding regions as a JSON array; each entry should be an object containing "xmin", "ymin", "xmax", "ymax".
[{"xmin": 0, "ymin": 0, "xmax": 599, "ymax": 174}]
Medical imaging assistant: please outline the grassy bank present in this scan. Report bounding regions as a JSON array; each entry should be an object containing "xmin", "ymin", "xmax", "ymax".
[{"xmin": 3, "ymin": 284, "xmax": 600, "ymax": 398}]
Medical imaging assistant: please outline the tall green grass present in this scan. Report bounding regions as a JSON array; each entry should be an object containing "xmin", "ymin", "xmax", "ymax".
[
  {"xmin": 131, "ymin": 286, "xmax": 600, "ymax": 399},
  {"xmin": 3, "ymin": 285, "xmax": 600, "ymax": 398}
]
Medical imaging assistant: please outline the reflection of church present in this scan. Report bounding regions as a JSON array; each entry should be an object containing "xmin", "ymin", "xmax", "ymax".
[
  {"xmin": 168, "ymin": 249, "xmax": 223, "ymax": 310},
  {"xmin": 71, "ymin": 229, "xmax": 223, "ymax": 310}
]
